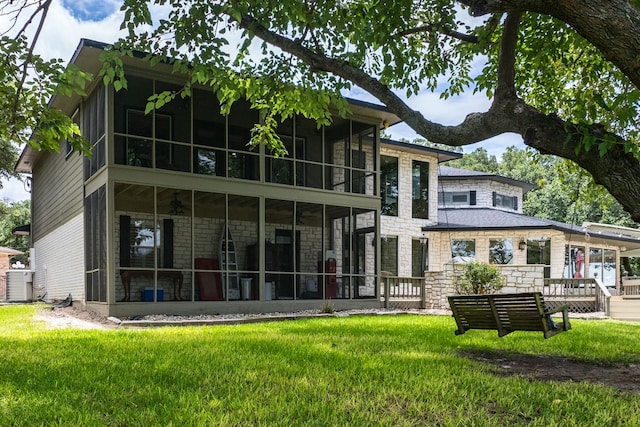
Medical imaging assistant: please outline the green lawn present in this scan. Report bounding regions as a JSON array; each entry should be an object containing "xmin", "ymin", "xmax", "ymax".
[{"xmin": 1, "ymin": 304, "xmax": 639, "ymax": 426}]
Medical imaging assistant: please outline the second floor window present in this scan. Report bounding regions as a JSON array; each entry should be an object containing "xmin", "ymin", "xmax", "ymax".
[
  {"xmin": 438, "ymin": 191, "xmax": 476, "ymax": 206},
  {"xmin": 493, "ymin": 192, "xmax": 518, "ymax": 210},
  {"xmin": 412, "ymin": 160, "xmax": 429, "ymax": 219},
  {"xmin": 380, "ymin": 155, "xmax": 398, "ymax": 216}
]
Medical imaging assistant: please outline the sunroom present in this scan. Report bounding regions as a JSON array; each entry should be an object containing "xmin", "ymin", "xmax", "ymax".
[{"xmin": 77, "ymin": 49, "xmax": 397, "ymax": 317}]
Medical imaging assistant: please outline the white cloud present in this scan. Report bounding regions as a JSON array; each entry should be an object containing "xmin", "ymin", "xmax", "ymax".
[{"xmin": 0, "ymin": 177, "xmax": 30, "ymax": 203}]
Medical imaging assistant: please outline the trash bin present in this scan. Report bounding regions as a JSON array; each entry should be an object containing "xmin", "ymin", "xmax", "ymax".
[
  {"xmin": 264, "ymin": 282, "xmax": 273, "ymax": 300},
  {"xmin": 241, "ymin": 278, "xmax": 252, "ymax": 300}
]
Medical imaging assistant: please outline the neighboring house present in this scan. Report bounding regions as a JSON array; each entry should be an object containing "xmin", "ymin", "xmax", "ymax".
[
  {"xmin": 378, "ymin": 140, "xmax": 461, "ymax": 278},
  {"xmin": 16, "ymin": 39, "xmax": 401, "ymax": 317},
  {"xmin": 422, "ymin": 166, "xmax": 640, "ymax": 292},
  {"xmin": 0, "ymin": 246, "xmax": 25, "ymax": 300}
]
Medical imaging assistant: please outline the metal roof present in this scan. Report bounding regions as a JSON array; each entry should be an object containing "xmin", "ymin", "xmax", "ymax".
[
  {"xmin": 438, "ymin": 166, "xmax": 535, "ymax": 192},
  {"xmin": 381, "ymin": 139, "xmax": 462, "ymax": 163},
  {"xmin": 422, "ymin": 208, "xmax": 640, "ymax": 247}
]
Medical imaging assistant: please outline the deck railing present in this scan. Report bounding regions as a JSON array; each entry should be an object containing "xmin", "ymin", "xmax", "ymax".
[
  {"xmin": 621, "ymin": 277, "xmax": 640, "ymax": 296},
  {"xmin": 543, "ymin": 278, "xmax": 611, "ymax": 314},
  {"xmin": 380, "ymin": 276, "xmax": 425, "ymax": 309}
]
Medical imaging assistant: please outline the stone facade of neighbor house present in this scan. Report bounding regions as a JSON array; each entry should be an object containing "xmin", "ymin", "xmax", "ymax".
[{"xmin": 425, "ymin": 264, "xmax": 545, "ymax": 309}]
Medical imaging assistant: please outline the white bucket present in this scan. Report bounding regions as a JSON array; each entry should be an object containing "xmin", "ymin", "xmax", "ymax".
[{"xmin": 241, "ymin": 278, "xmax": 252, "ymax": 300}]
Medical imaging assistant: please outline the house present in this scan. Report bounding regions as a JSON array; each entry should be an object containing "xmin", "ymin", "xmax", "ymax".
[
  {"xmin": 420, "ymin": 165, "xmax": 640, "ymax": 309},
  {"xmin": 16, "ymin": 39, "xmax": 405, "ymax": 317},
  {"xmin": 17, "ymin": 38, "xmax": 640, "ymax": 318}
]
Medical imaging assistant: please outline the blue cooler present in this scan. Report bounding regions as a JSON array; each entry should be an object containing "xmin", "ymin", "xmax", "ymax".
[{"xmin": 142, "ymin": 287, "xmax": 164, "ymax": 301}]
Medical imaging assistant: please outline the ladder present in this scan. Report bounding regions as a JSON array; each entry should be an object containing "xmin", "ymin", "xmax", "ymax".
[{"xmin": 219, "ymin": 225, "xmax": 240, "ymax": 300}]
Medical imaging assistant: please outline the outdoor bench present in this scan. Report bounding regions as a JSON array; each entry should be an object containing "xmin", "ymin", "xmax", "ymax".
[{"xmin": 447, "ymin": 292, "xmax": 571, "ymax": 339}]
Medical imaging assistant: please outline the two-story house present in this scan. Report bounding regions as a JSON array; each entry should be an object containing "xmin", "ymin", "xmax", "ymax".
[{"xmin": 16, "ymin": 39, "xmax": 403, "ymax": 318}]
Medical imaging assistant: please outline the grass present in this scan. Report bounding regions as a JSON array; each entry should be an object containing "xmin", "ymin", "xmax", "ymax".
[{"xmin": 1, "ymin": 305, "xmax": 640, "ymax": 426}]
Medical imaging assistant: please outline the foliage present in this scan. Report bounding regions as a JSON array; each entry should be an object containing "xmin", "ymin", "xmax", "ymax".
[
  {"xmin": 457, "ymin": 260, "xmax": 505, "ymax": 294},
  {"xmin": 6, "ymin": 1, "xmax": 640, "ymax": 220},
  {"xmin": 2, "ymin": 305, "xmax": 640, "ymax": 425},
  {"xmin": 0, "ymin": 1, "xmax": 94, "ymax": 186},
  {"xmin": 447, "ymin": 147, "xmax": 500, "ymax": 173},
  {"xmin": 1, "ymin": 33, "xmax": 92, "ymax": 157},
  {"xmin": 0, "ymin": 200, "xmax": 30, "ymax": 264},
  {"xmin": 320, "ymin": 299, "xmax": 335, "ymax": 313}
]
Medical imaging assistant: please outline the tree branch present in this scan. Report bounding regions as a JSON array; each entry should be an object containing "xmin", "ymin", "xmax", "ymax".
[
  {"xmin": 394, "ymin": 24, "xmax": 478, "ymax": 43},
  {"xmin": 492, "ymin": 11, "xmax": 520, "ymax": 102},
  {"xmin": 457, "ymin": 0, "xmax": 640, "ymax": 89},
  {"xmin": 232, "ymin": 8, "xmax": 640, "ymax": 221},
  {"xmin": 13, "ymin": 0, "xmax": 52, "ymax": 115}
]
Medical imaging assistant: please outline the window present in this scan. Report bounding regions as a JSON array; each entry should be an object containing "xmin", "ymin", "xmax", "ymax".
[
  {"xmin": 85, "ymin": 186, "xmax": 106, "ymax": 302},
  {"xmin": 438, "ymin": 191, "xmax": 474, "ymax": 206},
  {"xmin": 380, "ymin": 236, "xmax": 398, "ymax": 275},
  {"xmin": 412, "ymin": 160, "xmax": 429, "ymax": 219},
  {"xmin": 129, "ymin": 219, "xmax": 161, "ymax": 268},
  {"xmin": 589, "ymin": 248, "xmax": 617, "ymax": 287},
  {"xmin": 492, "ymin": 192, "xmax": 518, "ymax": 210},
  {"xmin": 527, "ymin": 237, "xmax": 550, "ymax": 278},
  {"xmin": 564, "ymin": 246, "xmax": 585, "ymax": 278},
  {"xmin": 83, "ymin": 83, "xmax": 105, "ymax": 179},
  {"xmin": 380, "ymin": 155, "xmax": 398, "ymax": 216},
  {"xmin": 412, "ymin": 238, "xmax": 428, "ymax": 277},
  {"xmin": 452, "ymin": 239, "xmax": 475, "ymax": 258},
  {"xmin": 489, "ymin": 238, "xmax": 514, "ymax": 264}
]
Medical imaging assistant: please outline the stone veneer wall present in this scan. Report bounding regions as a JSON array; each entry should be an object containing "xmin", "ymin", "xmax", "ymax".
[
  {"xmin": 439, "ymin": 178, "xmax": 524, "ymax": 213},
  {"xmin": 380, "ymin": 147, "xmax": 439, "ymax": 278},
  {"xmin": 425, "ymin": 263, "xmax": 545, "ymax": 309}
]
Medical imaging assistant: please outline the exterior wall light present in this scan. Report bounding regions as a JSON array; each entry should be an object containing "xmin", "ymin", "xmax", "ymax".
[{"xmin": 518, "ymin": 239, "xmax": 527, "ymax": 251}]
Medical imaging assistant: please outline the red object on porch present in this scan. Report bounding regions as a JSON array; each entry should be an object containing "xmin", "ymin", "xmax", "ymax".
[
  {"xmin": 325, "ymin": 258, "xmax": 337, "ymax": 298},
  {"xmin": 195, "ymin": 258, "xmax": 223, "ymax": 300}
]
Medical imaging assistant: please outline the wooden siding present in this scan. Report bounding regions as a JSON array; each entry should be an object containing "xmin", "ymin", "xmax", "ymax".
[
  {"xmin": 32, "ymin": 213, "xmax": 85, "ymax": 302},
  {"xmin": 31, "ymin": 144, "xmax": 84, "ymax": 242}
]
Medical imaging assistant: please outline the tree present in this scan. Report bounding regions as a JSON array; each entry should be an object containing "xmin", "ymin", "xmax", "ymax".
[
  {"xmin": 104, "ymin": 1, "xmax": 640, "ymax": 221},
  {"xmin": 0, "ymin": 199, "xmax": 30, "ymax": 264},
  {"xmin": 447, "ymin": 147, "xmax": 500, "ymax": 173},
  {"xmin": 5, "ymin": 1, "xmax": 640, "ymax": 222},
  {"xmin": 0, "ymin": 0, "xmax": 91, "ymax": 184}
]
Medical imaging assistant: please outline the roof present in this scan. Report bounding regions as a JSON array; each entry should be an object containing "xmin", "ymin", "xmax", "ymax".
[
  {"xmin": 0, "ymin": 246, "xmax": 24, "ymax": 256},
  {"xmin": 12, "ymin": 224, "xmax": 30, "ymax": 236},
  {"xmin": 438, "ymin": 166, "xmax": 535, "ymax": 192},
  {"xmin": 422, "ymin": 208, "xmax": 640, "ymax": 247},
  {"xmin": 381, "ymin": 139, "xmax": 462, "ymax": 163}
]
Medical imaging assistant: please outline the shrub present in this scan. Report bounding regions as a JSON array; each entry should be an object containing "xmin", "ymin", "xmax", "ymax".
[{"xmin": 457, "ymin": 261, "xmax": 505, "ymax": 294}]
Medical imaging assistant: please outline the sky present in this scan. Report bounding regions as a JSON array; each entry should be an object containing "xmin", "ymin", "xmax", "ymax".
[{"xmin": 0, "ymin": 0, "xmax": 524, "ymax": 203}]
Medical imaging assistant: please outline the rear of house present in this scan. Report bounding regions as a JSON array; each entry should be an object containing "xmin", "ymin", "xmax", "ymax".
[{"xmin": 16, "ymin": 39, "xmax": 401, "ymax": 317}]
